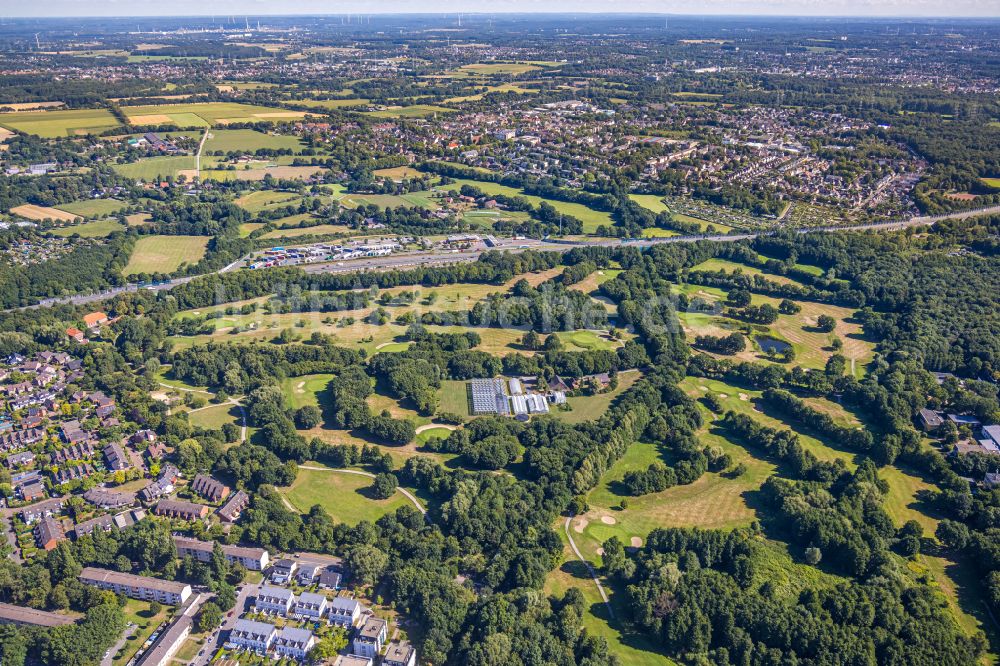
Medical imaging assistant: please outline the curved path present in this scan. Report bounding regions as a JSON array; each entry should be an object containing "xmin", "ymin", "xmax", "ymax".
[
  {"xmin": 297, "ymin": 465, "xmax": 427, "ymax": 515},
  {"xmin": 564, "ymin": 514, "xmax": 614, "ymax": 618},
  {"xmin": 157, "ymin": 382, "xmax": 247, "ymax": 443},
  {"xmin": 414, "ymin": 423, "xmax": 458, "ymax": 435}
]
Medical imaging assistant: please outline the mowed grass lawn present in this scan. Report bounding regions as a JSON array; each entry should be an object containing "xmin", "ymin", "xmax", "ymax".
[
  {"xmin": 0, "ymin": 108, "xmax": 121, "ymax": 137},
  {"xmin": 48, "ymin": 219, "xmax": 125, "ymax": 238},
  {"xmin": 234, "ymin": 190, "xmax": 301, "ymax": 213},
  {"xmin": 55, "ymin": 198, "xmax": 127, "ymax": 218},
  {"xmin": 204, "ymin": 129, "xmax": 304, "ymax": 152},
  {"xmin": 281, "ymin": 466, "xmax": 408, "ymax": 524},
  {"xmin": 187, "ymin": 403, "xmax": 239, "ymax": 430},
  {"xmin": 124, "ymin": 235, "xmax": 209, "ymax": 275}
]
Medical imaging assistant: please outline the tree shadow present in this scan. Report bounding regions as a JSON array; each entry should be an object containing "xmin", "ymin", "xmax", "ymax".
[{"xmin": 560, "ymin": 559, "xmax": 593, "ymax": 581}]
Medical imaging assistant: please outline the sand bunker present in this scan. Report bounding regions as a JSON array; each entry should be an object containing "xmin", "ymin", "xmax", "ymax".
[
  {"xmin": 739, "ymin": 393, "xmax": 750, "ymax": 401},
  {"xmin": 630, "ymin": 536, "xmax": 643, "ymax": 548},
  {"xmin": 600, "ymin": 515, "xmax": 617, "ymax": 525},
  {"xmin": 573, "ymin": 518, "xmax": 588, "ymax": 533}
]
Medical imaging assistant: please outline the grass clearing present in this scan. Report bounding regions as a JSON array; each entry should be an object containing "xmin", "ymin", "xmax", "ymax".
[
  {"xmin": 439, "ymin": 178, "xmax": 613, "ymax": 233},
  {"xmin": 281, "ymin": 466, "xmax": 408, "ymax": 524},
  {"xmin": 234, "ymin": 190, "xmax": 301, "ymax": 213},
  {"xmin": 187, "ymin": 403, "xmax": 239, "ymax": 430},
  {"xmin": 48, "ymin": 219, "xmax": 125, "ymax": 238},
  {"xmin": 628, "ymin": 193, "xmax": 669, "ymax": 213},
  {"xmin": 124, "ymin": 235, "xmax": 209, "ymax": 275}
]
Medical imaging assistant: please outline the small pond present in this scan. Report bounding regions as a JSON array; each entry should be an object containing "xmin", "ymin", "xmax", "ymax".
[{"xmin": 756, "ymin": 335, "xmax": 791, "ymax": 355}]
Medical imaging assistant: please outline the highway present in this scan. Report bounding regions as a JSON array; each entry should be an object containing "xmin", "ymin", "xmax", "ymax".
[{"xmin": 9, "ymin": 203, "xmax": 1000, "ymax": 314}]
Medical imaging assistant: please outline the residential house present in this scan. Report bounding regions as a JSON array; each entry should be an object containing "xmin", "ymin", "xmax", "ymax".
[
  {"xmin": 153, "ymin": 499, "xmax": 209, "ymax": 521},
  {"xmin": 292, "ymin": 592, "xmax": 327, "ymax": 620},
  {"xmin": 270, "ymin": 558, "xmax": 298, "ymax": 584},
  {"xmin": 65, "ymin": 328, "xmax": 85, "ymax": 343},
  {"xmin": 83, "ymin": 487, "xmax": 136, "ymax": 510},
  {"xmin": 318, "ymin": 567, "xmax": 342, "ymax": 590},
  {"xmin": 172, "ymin": 536, "xmax": 269, "ymax": 571},
  {"xmin": 0, "ymin": 603, "xmax": 76, "ymax": 628},
  {"xmin": 352, "ymin": 617, "xmax": 387, "ymax": 659},
  {"xmin": 296, "ymin": 561, "xmax": 322, "ymax": 586},
  {"xmin": 273, "ymin": 627, "xmax": 316, "ymax": 659},
  {"xmin": 191, "ymin": 474, "xmax": 231, "ymax": 503},
  {"xmin": 19, "ymin": 497, "xmax": 63, "ymax": 524},
  {"xmin": 79, "ymin": 567, "xmax": 191, "ymax": 605},
  {"xmin": 103, "ymin": 443, "xmax": 129, "ymax": 471},
  {"xmin": 228, "ymin": 619, "xmax": 276, "ymax": 654},
  {"xmin": 547, "ymin": 375, "xmax": 571, "ymax": 392},
  {"xmin": 82, "ymin": 312, "xmax": 108, "ymax": 330},
  {"xmin": 19, "ymin": 480, "xmax": 45, "ymax": 502},
  {"xmin": 327, "ymin": 597, "xmax": 362, "ymax": 627},
  {"xmin": 383, "ymin": 641, "xmax": 417, "ymax": 666},
  {"xmin": 217, "ymin": 490, "xmax": 250, "ymax": 522},
  {"xmin": 254, "ymin": 586, "xmax": 294, "ymax": 616},
  {"xmin": 135, "ymin": 615, "xmax": 192, "ymax": 666},
  {"xmin": 34, "ymin": 516, "xmax": 65, "ymax": 551},
  {"xmin": 918, "ymin": 408, "xmax": 945, "ymax": 432},
  {"xmin": 73, "ymin": 514, "xmax": 115, "ymax": 538},
  {"xmin": 331, "ymin": 657, "xmax": 372, "ymax": 666},
  {"xmin": 6, "ymin": 451, "xmax": 34, "ymax": 468}
]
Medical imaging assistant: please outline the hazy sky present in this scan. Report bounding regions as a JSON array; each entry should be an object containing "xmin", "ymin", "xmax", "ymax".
[{"xmin": 5, "ymin": 0, "xmax": 1000, "ymax": 18}]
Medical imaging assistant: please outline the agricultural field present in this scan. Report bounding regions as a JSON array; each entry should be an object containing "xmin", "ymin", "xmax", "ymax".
[
  {"xmin": 54, "ymin": 198, "xmax": 127, "ymax": 218},
  {"xmin": 338, "ymin": 191, "xmax": 440, "ymax": 210},
  {"xmin": 280, "ymin": 465, "xmax": 409, "ymax": 525},
  {"xmin": 203, "ymin": 129, "xmax": 305, "ymax": 152},
  {"xmin": 0, "ymin": 107, "xmax": 120, "ymax": 137},
  {"xmin": 47, "ymin": 219, "xmax": 125, "ymax": 238},
  {"xmin": 10, "ymin": 204, "xmax": 79, "ymax": 222},
  {"xmin": 113, "ymin": 155, "xmax": 196, "ymax": 181},
  {"xmin": 443, "ymin": 83, "xmax": 536, "ymax": 103},
  {"xmin": 124, "ymin": 235, "xmax": 209, "ymax": 275},
  {"xmin": 120, "ymin": 102, "xmax": 308, "ymax": 126},
  {"xmin": 982, "ymin": 177, "xmax": 1000, "ymax": 189}
]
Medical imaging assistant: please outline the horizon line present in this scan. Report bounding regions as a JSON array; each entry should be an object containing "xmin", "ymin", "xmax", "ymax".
[{"xmin": 4, "ymin": 12, "xmax": 1000, "ymax": 20}]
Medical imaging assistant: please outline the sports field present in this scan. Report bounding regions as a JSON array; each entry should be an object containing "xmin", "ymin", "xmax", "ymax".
[
  {"xmin": 121, "ymin": 102, "xmax": 308, "ymax": 126},
  {"xmin": 55, "ymin": 198, "xmax": 127, "ymax": 218},
  {"xmin": 0, "ymin": 108, "xmax": 120, "ymax": 137},
  {"xmin": 203, "ymin": 129, "xmax": 305, "ymax": 153},
  {"xmin": 124, "ymin": 235, "xmax": 209, "ymax": 275}
]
